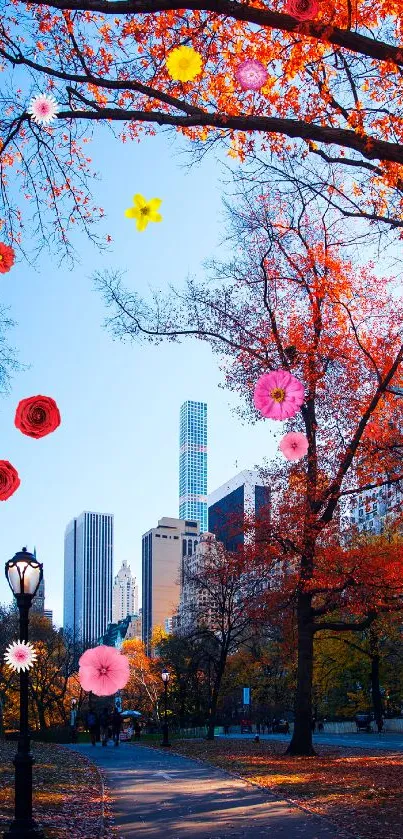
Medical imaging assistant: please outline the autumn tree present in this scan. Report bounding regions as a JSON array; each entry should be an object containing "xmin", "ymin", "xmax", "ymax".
[
  {"xmin": 121, "ymin": 638, "xmax": 163, "ymax": 720},
  {"xmin": 1, "ymin": 3, "xmax": 403, "ymax": 253},
  {"xmin": 177, "ymin": 534, "xmax": 273, "ymax": 739},
  {"xmin": 95, "ymin": 187, "xmax": 403, "ymax": 753},
  {"xmin": 314, "ymin": 613, "xmax": 403, "ymax": 723},
  {"xmin": 0, "ymin": 608, "xmax": 76, "ymax": 731}
]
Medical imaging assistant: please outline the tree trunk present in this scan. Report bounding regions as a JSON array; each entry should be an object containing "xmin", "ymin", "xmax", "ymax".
[
  {"xmin": 370, "ymin": 654, "xmax": 383, "ymax": 724},
  {"xmin": 286, "ymin": 593, "xmax": 315, "ymax": 756}
]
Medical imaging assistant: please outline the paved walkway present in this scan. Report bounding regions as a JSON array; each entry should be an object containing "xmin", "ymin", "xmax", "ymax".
[
  {"xmin": 216, "ymin": 731, "xmax": 403, "ymax": 751},
  {"xmin": 68, "ymin": 742, "xmax": 348, "ymax": 838}
]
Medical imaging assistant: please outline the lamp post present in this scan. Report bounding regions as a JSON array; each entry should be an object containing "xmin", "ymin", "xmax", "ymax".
[
  {"xmin": 4, "ymin": 547, "xmax": 45, "ymax": 839},
  {"xmin": 161, "ymin": 669, "xmax": 171, "ymax": 747},
  {"xmin": 70, "ymin": 698, "xmax": 77, "ymax": 743}
]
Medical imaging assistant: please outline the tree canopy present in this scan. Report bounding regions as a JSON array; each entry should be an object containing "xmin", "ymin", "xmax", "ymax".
[{"xmin": 2, "ymin": 2, "xmax": 403, "ymax": 253}]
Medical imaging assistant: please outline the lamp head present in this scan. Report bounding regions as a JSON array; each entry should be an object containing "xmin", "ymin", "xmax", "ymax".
[
  {"xmin": 5, "ymin": 547, "xmax": 43, "ymax": 599},
  {"xmin": 161, "ymin": 669, "xmax": 170, "ymax": 684}
]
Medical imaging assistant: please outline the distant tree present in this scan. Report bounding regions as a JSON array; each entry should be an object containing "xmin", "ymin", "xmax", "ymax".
[
  {"xmin": 121, "ymin": 638, "xmax": 162, "ymax": 720},
  {"xmin": 0, "ymin": 609, "xmax": 76, "ymax": 731},
  {"xmin": 178, "ymin": 536, "xmax": 272, "ymax": 739}
]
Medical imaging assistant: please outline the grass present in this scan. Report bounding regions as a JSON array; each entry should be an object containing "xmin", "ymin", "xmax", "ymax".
[{"xmin": 0, "ymin": 740, "xmax": 115, "ymax": 838}]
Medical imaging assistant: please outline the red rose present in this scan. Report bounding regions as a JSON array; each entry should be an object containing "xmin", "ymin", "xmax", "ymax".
[
  {"xmin": 286, "ymin": 0, "xmax": 319, "ymax": 21},
  {"xmin": 15, "ymin": 395, "xmax": 61, "ymax": 439},
  {"xmin": 0, "ymin": 460, "xmax": 21, "ymax": 501},
  {"xmin": 0, "ymin": 242, "xmax": 15, "ymax": 274}
]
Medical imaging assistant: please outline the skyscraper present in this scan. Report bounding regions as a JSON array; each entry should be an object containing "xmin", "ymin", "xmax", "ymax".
[
  {"xmin": 179, "ymin": 400, "xmax": 208, "ymax": 533},
  {"xmin": 208, "ymin": 470, "xmax": 271, "ymax": 551},
  {"xmin": 63, "ymin": 511, "xmax": 113, "ymax": 648},
  {"xmin": 142, "ymin": 516, "xmax": 200, "ymax": 653},
  {"xmin": 112, "ymin": 560, "xmax": 139, "ymax": 623}
]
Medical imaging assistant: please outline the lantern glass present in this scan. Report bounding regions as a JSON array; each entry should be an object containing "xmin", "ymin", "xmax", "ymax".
[
  {"xmin": 161, "ymin": 669, "xmax": 170, "ymax": 683},
  {"xmin": 6, "ymin": 549, "xmax": 42, "ymax": 596}
]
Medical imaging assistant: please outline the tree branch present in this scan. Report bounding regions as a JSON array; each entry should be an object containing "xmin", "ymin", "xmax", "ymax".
[
  {"xmin": 55, "ymin": 107, "xmax": 403, "ymax": 166},
  {"xmin": 21, "ymin": 2, "xmax": 403, "ymax": 68}
]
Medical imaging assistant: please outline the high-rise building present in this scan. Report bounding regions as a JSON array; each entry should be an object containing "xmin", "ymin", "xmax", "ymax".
[
  {"xmin": 63, "ymin": 511, "xmax": 113, "ymax": 649},
  {"xmin": 31, "ymin": 548, "xmax": 54, "ymax": 619},
  {"xmin": 208, "ymin": 470, "xmax": 271, "ymax": 551},
  {"xmin": 112, "ymin": 560, "xmax": 139, "ymax": 623},
  {"xmin": 142, "ymin": 516, "xmax": 200, "ymax": 653},
  {"xmin": 179, "ymin": 400, "xmax": 208, "ymax": 533}
]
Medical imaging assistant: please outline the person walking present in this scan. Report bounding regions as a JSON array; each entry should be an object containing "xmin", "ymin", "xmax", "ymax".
[
  {"xmin": 112, "ymin": 707, "xmax": 123, "ymax": 747},
  {"xmin": 99, "ymin": 706, "xmax": 111, "ymax": 746},
  {"xmin": 87, "ymin": 708, "xmax": 98, "ymax": 746},
  {"xmin": 134, "ymin": 720, "xmax": 141, "ymax": 741}
]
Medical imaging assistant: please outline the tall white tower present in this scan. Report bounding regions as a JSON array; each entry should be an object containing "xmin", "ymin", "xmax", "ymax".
[{"xmin": 112, "ymin": 560, "xmax": 139, "ymax": 623}]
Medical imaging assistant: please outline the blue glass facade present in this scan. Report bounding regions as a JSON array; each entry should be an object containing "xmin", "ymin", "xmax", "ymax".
[
  {"xmin": 179, "ymin": 401, "xmax": 208, "ymax": 532},
  {"xmin": 208, "ymin": 478, "xmax": 271, "ymax": 551},
  {"xmin": 208, "ymin": 485, "xmax": 245, "ymax": 552},
  {"xmin": 63, "ymin": 511, "xmax": 113, "ymax": 649}
]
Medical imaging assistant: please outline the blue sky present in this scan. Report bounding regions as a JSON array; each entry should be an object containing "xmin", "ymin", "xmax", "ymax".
[{"xmin": 0, "ymin": 127, "xmax": 279, "ymax": 624}]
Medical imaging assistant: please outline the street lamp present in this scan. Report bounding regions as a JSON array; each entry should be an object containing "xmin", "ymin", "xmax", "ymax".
[
  {"xmin": 4, "ymin": 547, "xmax": 45, "ymax": 839},
  {"xmin": 161, "ymin": 669, "xmax": 171, "ymax": 747},
  {"xmin": 70, "ymin": 699, "xmax": 78, "ymax": 743}
]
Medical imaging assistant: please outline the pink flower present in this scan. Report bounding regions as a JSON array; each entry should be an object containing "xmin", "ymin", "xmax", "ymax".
[
  {"xmin": 235, "ymin": 60, "xmax": 268, "ymax": 91},
  {"xmin": 4, "ymin": 641, "xmax": 37, "ymax": 672},
  {"xmin": 254, "ymin": 370, "xmax": 305, "ymax": 420},
  {"xmin": 279, "ymin": 431, "xmax": 309, "ymax": 461},
  {"xmin": 79, "ymin": 645, "xmax": 130, "ymax": 696},
  {"xmin": 28, "ymin": 94, "xmax": 59, "ymax": 125},
  {"xmin": 286, "ymin": 0, "xmax": 319, "ymax": 21}
]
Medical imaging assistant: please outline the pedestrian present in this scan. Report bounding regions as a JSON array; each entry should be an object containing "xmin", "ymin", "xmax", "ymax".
[
  {"xmin": 87, "ymin": 708, "xmax": 98, "ymax": 747},
  {"xmin": 134, "ymin": 721, "xmax": 141, "ymax": 741},
  {"xmin": 126, "ymin": 724, "xmax": 133, "ymax": 741},
  {"xmin": 99, "ymin": 706, "xmax": 111, "ymax": 746},
  {"xmin": 376, "ymin": 716, "xmax": 384, "ymax": 734},
  {"xmin": 311, "ymin": 717, "xmax": 316, "ymax": 733},
  {"xmin": 112, "ymin": 707, "xmax": 123, "ymax": 747}
]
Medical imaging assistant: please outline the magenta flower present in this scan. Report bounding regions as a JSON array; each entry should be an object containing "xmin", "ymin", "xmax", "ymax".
[
  {"xmin": 235, "ymin": 60, "xmax": 268, "ymax": 91},
  {"xmin": 279, "ymin": 431, "xmax": 309, "ymax": 461},
  {"xmin": 286, "ymin": 0, "xmax": 319, "ymax": 21},
  {"xmin": 254, "ymin": 370, "xmax": 305, "ymax": 420},
  {"xmin": 79, "ymin": 645, "xmax": 130, "ymax": 696}
]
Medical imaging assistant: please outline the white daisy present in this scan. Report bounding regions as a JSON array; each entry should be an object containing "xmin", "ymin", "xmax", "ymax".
[
  {"xmin": 4, "ymin": 640, "xmax": 37, "ymax": 672},
  {"xmin": 28, "ymin": 94, "xmax": 59, "ymax": 125}
]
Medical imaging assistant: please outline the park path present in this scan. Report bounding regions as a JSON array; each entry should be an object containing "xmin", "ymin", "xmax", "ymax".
[{"xmin": 68, "ymin": 741, "xmax": 349, "ymax": 839}]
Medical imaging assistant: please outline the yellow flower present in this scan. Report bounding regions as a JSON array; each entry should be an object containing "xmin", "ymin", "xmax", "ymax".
[
  {"xmin": 124, "ymin": 194, "xmax": 163, "ymax": 232},
  {"xmin": 166, "ymin": 46, "xmax": 203, "ymax": 82}
]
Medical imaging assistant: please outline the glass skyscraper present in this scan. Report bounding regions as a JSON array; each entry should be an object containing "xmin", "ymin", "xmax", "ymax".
[
  {"xmin": 179, "ymin": 401, "xmax": 208, "ymax": 533},
  {"xmin": 63, "ymin": 511, "xmax": 113, "ymax": 649}
]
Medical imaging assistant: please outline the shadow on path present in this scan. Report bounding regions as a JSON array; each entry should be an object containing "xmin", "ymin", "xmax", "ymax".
[{"xmin": 68, "ymin": 742, "xmax": 351, "ymax": 839}]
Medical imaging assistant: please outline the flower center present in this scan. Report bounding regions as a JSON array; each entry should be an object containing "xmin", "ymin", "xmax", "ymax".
[
  {"xmin": 270, "ymin": 387, "xmax": 286, "ymax": 403},
  {"xmin": 0, "ymin": 255, "xmax": 3, "ymax": 261},
  {"xmin": 140, "ymin": 206, "xmax": 150, "ymax": 216},
  {"xmin": 298, "ymin": 0, "xmax": 309, "ymax": 8},
  {"xmin": 30, "ymin": 407, "xmax": 46, "ymax": 424},
  {"xmin": 99, "ymin": 666, "xmax": 109, "ymax": 675}
]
